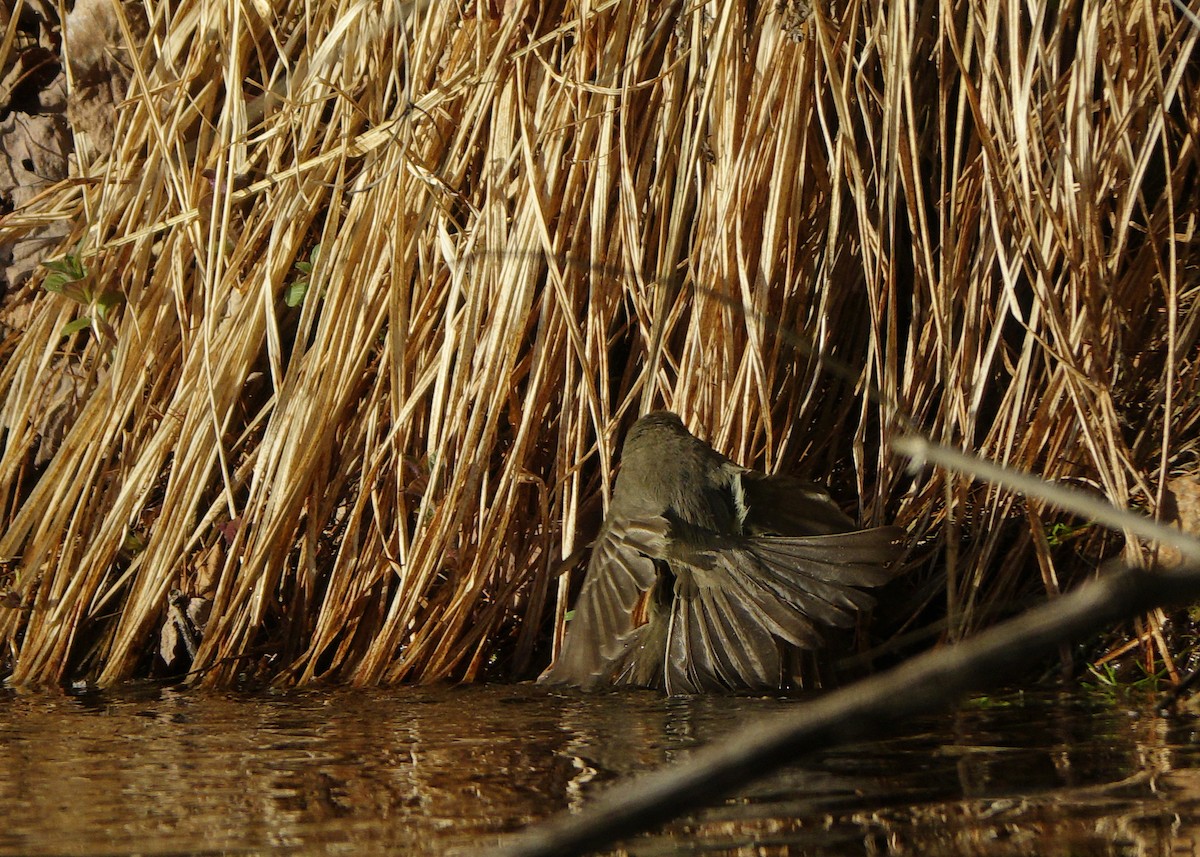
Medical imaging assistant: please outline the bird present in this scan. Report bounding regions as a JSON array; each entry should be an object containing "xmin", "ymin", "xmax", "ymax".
[{"xmin": 542, "ymin": 410, "xmax": 907, "ymax": 694}]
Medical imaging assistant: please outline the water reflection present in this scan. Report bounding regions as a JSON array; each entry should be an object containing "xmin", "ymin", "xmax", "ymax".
[{"xmin": 1, "ymin": 684, "xmax": 1199, "ymax": 855}]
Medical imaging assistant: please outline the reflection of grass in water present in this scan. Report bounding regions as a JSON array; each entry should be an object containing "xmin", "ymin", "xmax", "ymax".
[
  {"xmin": 0, "ymin": 1, "xmax": 1197, "ymax": 689},
  {"xmin": 962, "ymin": 693, "xmax": 1025, "ymax": 710}
]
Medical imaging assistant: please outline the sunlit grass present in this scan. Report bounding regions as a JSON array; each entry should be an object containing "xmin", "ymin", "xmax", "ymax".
[{"xmin": 0, "ymin": 0, "xmax": 1197, "ymax": 687}]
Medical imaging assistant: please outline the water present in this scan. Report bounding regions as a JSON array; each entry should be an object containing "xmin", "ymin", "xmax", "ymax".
[{"xmin": 2, "ymin": 683, "xmax": 1198, "ymax": 855}]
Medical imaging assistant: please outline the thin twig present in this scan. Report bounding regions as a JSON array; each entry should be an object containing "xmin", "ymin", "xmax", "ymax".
[{"xmin": 893, "ymin": 436, "xmax": 1200, "ymax": 563}]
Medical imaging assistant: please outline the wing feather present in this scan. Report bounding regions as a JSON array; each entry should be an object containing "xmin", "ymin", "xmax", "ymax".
[
  {"xmin": 547, "ymin": 503, "xmax": 908, "ymax": 693},
  {"xmin": 542, "ymin": 515, "xmax": 669, "ymax": 687},
  {"xmin": 649, "ymin": 525, "xmax": 907, "ymax": 691}
]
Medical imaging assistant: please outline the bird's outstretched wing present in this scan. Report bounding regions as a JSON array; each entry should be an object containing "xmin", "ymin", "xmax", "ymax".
[
  {"xmin": 736, "ymin": 471, "xmax": 858, "ymax": 535},
  {"xmin": 541, "ymin": 515, "xmax": 669, "ymax": 688},
  {"xmin": 545, "ymin": 512, "xmax": 907, "ymax": 693},
  {"xmin": 658, "ymin": 525, "xmax": 909, "ymax": 694}
]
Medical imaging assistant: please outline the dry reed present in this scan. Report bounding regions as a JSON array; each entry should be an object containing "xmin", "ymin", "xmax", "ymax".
[{"xmin": 0, "ymin": 0, "xmax": 1197, "ymax": 687}]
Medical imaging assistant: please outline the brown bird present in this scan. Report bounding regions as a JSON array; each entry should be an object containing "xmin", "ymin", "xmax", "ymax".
[{"xmin": 543, "ymin": 411, "xmax": 907, "ymax": 694}]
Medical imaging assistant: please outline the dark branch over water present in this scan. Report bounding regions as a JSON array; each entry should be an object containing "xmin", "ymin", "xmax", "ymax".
[{"xmin": 488, "ymin": 561, "xmax": 1200, "ymax": 857}]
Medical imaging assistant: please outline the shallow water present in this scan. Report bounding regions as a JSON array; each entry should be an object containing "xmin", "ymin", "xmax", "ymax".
[{"xmin": 2, "ymin": 682, "xmax": 1199, "ymax": 856}]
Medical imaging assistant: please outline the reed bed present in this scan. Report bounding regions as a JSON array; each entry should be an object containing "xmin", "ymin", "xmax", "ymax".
[{"xmin": 0, "ymin": 0, "xmax": 1197, "ymax": 687}]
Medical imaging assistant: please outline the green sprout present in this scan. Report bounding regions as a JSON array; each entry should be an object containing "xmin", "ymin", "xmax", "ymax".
[
  {"xmin": 285, "ymin": 243, "xmax": 321, "ymax": 307},
  {"xmin": 41, "ymin": 251, "xmax": 124, "ymax": 343},
  {"xmin": 1045, "ymin": 520, "xmax": 1090, "ymax": 547}
]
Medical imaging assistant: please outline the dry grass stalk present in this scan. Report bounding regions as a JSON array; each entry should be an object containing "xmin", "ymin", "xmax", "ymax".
[{"xmin": 0, "ymin": 0, "xmax": 1196, "ymax": 686}]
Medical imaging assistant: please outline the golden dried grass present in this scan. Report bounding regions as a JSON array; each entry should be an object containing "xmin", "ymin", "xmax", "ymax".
[{"xmin": 0, "ymin": 0, "xmax": 1197, "ymax": 686}]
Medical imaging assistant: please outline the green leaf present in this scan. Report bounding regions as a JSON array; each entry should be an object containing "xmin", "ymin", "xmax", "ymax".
[
  {"xmin": 284, "ymin": 244, "xmax": 322, "ymax": 306},
  {"xmin": 122, "ymin": 531, "xmax": 147, "ymax": 556},
  {"xmin": 43, "ymin": 255, "xmax": 87, "ymax": 280},
  {"xmin": 44, "ymin": 265, "xmax": 91, "ymax": 303},
  {"xmin": 95, "ymin": 290, "xmax": 126, "ymax": 316},
  {"xmin": 60, "ymin": 316, "xmax": 93, "ymax": 338},
  {"xmin": 284, "ymin": 279, "xmax": 309, "ymax": 307},
  {"xmin": 43, "ymin": 272, "xmax": 70, "ymax": 294},
  {"xmin": 1045, "ymin": 520, "xmax": 1090, "ymax": 547}
]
